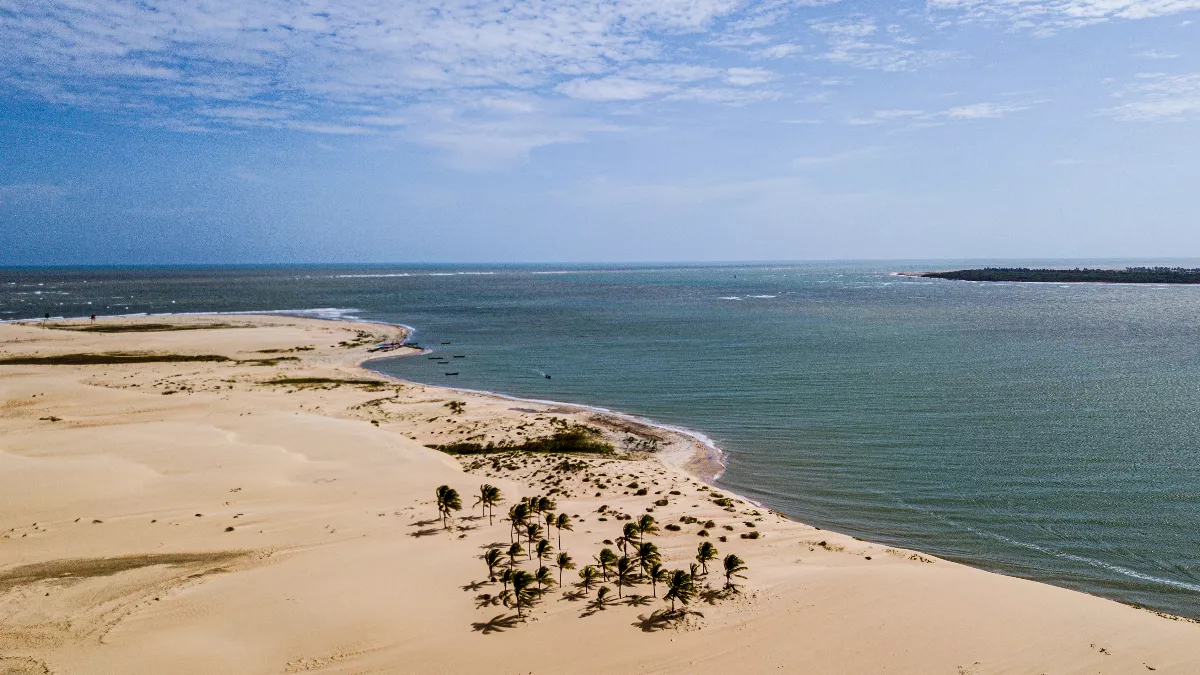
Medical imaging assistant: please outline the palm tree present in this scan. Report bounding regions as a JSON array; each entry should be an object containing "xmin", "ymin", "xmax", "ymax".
[
  {"xmin": 578, "ymin": 565, "xmax": 599, "ymax": 591},
  {"xmin": 524, "ymin": 523, "xmax": 543, "ymax": 557},
  {"xmin": 636, "ymin": 514, "xmax": 659, "ymax": 542},
  {"xmin": 508, "ymin": 503, "xmax": 527, "ymax": 543},
  {"xmin": 507, "ymin": 541, "xmax": 524, "ymax": 567},
  {"xmin": 485, "ymin": 485, "xmax": 503, "ymax": 525},
  {"xmin": 511, "ymin": 570, "xmax": 536, "ymax": 617},
  {"xmin": 595, "ymin": 548, "xmax": 617, "ymax": 581},
  {"xmin": 663, "ymin": 569, "xmax": 696, "ymax": 612},
  {"xmin": 696, "ymin": 541, "xmax": 718, "ymax": 576},
  {"xmin": 648, "ymin": 562, "xmax": 668, "ymax": 597},
  {"xmin": 554, "ymin": 513, "xmax": 572, "ymax": 548},
  {"xmin": 618, "ymin": 522, "xmax": 639, "ymax": 555},
  {"xmin": 723, "ymin": 554, "xmax": 747, "ymax": 591},
  {"xmin": 435, "ymin": 485, "xmax": 461, "ymax": 529},
  {"xmin": 544, "ymin": 512, "xmax": 556, "ymax": 540},
  {"xmin": 474, "ymin": 484, "xmax": 493, "ymax": 518},
  {"xmin": 555, "ymin": 552, "xmax": 575, "ymax": 586},
  {"xmin": 483, "ymin": 548, "xmax": 503, "ymax": 581},
  {"xmin": 476, "ymin": 484, "xmax": 502, "ymax": 525},
  {"xmin": 636, "ymin": 541, "xmax": 659, "ymax": 579},
  {"xmin": 499, "ymin": 567, "xmax": 513, "ymax": 605},
  {"xmin": 595, "ymin": 585, "xmax": 611, "ymax": 608},
  {"xmin": 534, "ymin": 565, "xmax": 554, "ymax": 593},
  {"xmin": 537, "ymin": 496, "xmax": 554, "ymax": 514},
  {"xmin": 535, "ymin": 538, "xmax": 554, "ymax": 566},
  {"xmin": 614, "ymin": 555, "xmax": 635, "ymax": 598}
]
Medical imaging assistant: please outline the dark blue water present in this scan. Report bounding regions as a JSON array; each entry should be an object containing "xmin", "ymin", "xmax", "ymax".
[{"xmin": 3, "ymin": 262, "xmax": 1198, "ymax": 618}]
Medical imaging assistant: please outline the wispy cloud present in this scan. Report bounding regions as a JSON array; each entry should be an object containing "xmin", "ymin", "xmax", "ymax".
[
  {"xmin": 0, "ymin": 183, "xmax": 69, "ymax": 205},
  {"xmin": 809, "ymin": 18, "xmax": 956, "ymax": 71},
  {"xmin": 1107, "ymin": 72, "xmax": 1200, "ymax": 120},
  {"xmin": 928, "ymin": 0, "xmax": 1200, "ymax": 33}
]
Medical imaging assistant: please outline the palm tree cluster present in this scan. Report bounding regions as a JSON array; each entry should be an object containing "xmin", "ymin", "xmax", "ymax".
[{"xmin": 459, "ymin": 485, "xmax": 750, "ymax": 624}]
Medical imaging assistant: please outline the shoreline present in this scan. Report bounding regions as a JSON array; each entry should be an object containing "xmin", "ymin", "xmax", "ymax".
[
  {"xmin": 13, "ymin": 308, "xmax": 1197, "ymax": 617},
  {"xmin": 3, "ymin": 313, "xmax": 1199, "ymax": 674},
  {"xmin": 360, "ymin": 352, "xmax": 730, "ymax": 484}
]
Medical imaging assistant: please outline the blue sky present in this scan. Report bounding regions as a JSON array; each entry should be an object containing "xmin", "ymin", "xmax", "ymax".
[{"xmin": 1, "ymin": 0, "xmax": 1199, "ymax": 264}]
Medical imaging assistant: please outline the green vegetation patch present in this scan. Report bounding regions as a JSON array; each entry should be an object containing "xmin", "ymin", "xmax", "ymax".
[
  {"xmin": 47, "ymin": 322, "xmax": 244, "ymax": 333},
  {"xmin": 263, "ymin": 377, "xmax": 386, "ymax": 388},
  {"xmin": 433, "ymin": 426, "xmax": 614, "ymax": 455},
  {"xmin": 0, "ymin": 352, "xmax": 233, "ymax": 366},
  {"xmin": 922, "ymin": 267, "xmax": 1200, "ymax": 284}
]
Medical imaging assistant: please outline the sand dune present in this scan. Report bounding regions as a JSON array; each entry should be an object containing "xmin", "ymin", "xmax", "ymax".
[{"xmin": 0, "ymin": 315, "xmax": 1196, "ymax": 674}]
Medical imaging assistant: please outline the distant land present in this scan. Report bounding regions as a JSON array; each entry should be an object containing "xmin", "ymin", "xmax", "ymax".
[{"xmin": 916, "ymin": 267, "xmax": 1200, "ymax": 284}]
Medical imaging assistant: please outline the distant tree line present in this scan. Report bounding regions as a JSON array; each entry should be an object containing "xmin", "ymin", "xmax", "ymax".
[{"xmin": 921, "ymin": 267, "xmax": 1200, "ymax": 284}]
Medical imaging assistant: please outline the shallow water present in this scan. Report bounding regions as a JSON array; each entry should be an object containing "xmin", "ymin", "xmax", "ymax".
[{"xmin": 3, "ymin": 261, "xmax": 1198, "ymax": 618}]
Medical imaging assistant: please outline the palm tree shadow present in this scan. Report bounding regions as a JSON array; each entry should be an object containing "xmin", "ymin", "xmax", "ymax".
[
  {"xmin": 462, "ymin": 580, "xmax": 489, "ymax": 592},
  {"xmin": 624, "ymin": 594, "xmax": 654, "ymax": 607},
  {"xmin": 409, "ymin": 528, "xmax": 441, "ymax": 538},
  {"xmin": 478, "ymin": 541, "xmax": 509, "ymax": 549},
  {"xmin": 471, "ymin": 613, "xmax": 522, "ymax": 634},
  {"xmin": 559, "ymin": 589, "xmax": 587, "ymax": 602},
  {"xmin": 475, "ymin": 593, "xmax": 503, "ymax": 609},
  {"xmin": 699, "ymin": 588, "xmax": 730, "ymax": 605},
  {"xmin": 455, "ymin": 524, "xmax": 479, "ymax": 532},
  {"xmin": 580, "ymin": 599, "xmax": 608, "ymax": 618},
  {"xmin": 411, "ymin": 518, "xmax": 439, "ymax": 527},
  {"xmin": 633, "ymin": 609, "xmax": 675, "ymax": 633}
]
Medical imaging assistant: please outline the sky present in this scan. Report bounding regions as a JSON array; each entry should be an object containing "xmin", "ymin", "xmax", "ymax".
[{"xmin": 1, "ymin": 0, "xmax": 1199, "ymax": 265}]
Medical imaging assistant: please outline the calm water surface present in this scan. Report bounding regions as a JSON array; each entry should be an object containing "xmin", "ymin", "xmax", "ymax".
[{"xmin": 3, "ymin": 261, "xmax": 1198, "ymax": 618}]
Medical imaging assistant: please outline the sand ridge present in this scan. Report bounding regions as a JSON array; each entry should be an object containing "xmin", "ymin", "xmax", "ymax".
[{"xmin": 0, "ymin": 314, "xmax": 1197, "ymax": 674}]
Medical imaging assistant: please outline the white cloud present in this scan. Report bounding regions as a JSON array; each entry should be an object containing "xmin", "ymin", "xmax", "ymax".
[
  {"xmin": 1133, "ymin": 50, "xmax": 1182, "ymax": 58},
  {"xmin": 942, "ymin": 101, "xmax": 1032, "ymax": 119},
  {"xmin": 726, "ymin": 67, "xmax": 777, "ymax": 85},
  {"xmin": 927, "ymin": 0, "xmax": 1200, "ymax": 33},
  {"xmin": 755, "ymin": 43, "xmax": 805, "ymax": 58},
  {"xmin": 557, "ymin": 77, "xmax": 675, "ymax": 101},
  {"xmin": 0, "ymin": 0, "xmax": 798, "ymax": 165},
  {"xmin": 810, "ymin": 18, "xmax": 955, "ymax": 71},
  {"xmin": 1107, "ymin": 72, "xmax": 1200, "ymax": 119}
]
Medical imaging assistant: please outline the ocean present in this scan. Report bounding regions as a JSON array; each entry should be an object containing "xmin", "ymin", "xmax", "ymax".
[{"xmin": 3, "ymin": 261, "xmax": 1198, "ymax": 619}]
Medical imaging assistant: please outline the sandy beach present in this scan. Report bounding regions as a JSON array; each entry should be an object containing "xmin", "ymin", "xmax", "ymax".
[{"xmin": 1, "ymin": 314, "xmax": 1197, "ymax": 675}]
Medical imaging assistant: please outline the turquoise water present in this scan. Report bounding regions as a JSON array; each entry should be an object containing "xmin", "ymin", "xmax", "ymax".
[{"xmin": 3, "ymin": 262, "xmax": 1199, "ymax": 618}]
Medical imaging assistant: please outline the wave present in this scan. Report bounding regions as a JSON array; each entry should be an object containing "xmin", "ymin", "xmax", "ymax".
[
  {"xmin": 748, "ymin": 295, "xmax": 776, "ymax": 299},
  {"xmin": 335, "ymin": 272, "xmax": 496, "ymax": 278},
  {"xmin": 718, "ymin": 296, "xmax": 742, "ymax": 300},
  {"xmin": 962, "ymin": 522, "xmax": 1200, "ymax": 593}
]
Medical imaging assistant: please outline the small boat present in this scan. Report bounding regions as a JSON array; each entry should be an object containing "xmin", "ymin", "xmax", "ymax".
[
  {"xmin": 452, "ymin": 355, "xmax": 466, "ymax": 358},
  {"xmin": 427, "ymin": 356, "xmax": 441, "ymax": 359},
  {"xmin": 441, "ymin": 341, "xmax": 452, "ymax": 345},
  {"xmin": 545, "ymin": 374, "xmax": 552, "ymax": 379},
  {"xmin": 445, "ymin": 372, "xmax": 459, "ymax": 376},
  {"xmin": 437, "ymin": 361, "xmax": 449, "ymax": 364}
]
